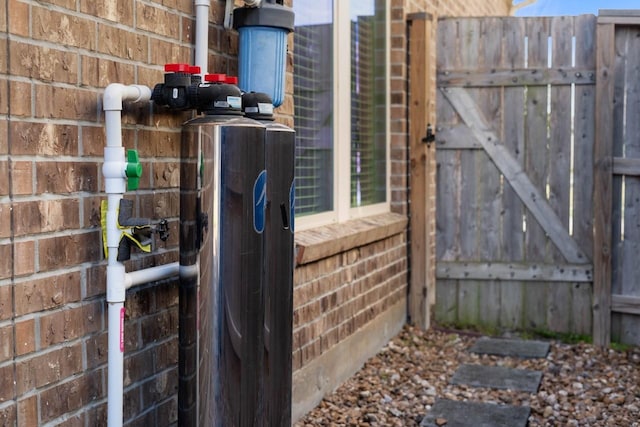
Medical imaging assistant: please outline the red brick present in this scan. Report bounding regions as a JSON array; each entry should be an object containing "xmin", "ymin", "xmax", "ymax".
[
  {"xmin": 148, "ymin": 38, "xmax": 190, "ymax": 69},
  {"xmin": 32, "ymin": 6, "xmax": 96, "ymax": 50},
  {"xmin": 81, "ymin": 56, "xmax": 135, "ymax": 88},
  {"xmin": 124, "ymin": 287, "xmax": 153, "ymax": 320},
  {"xmin": 97, "ymin": 24, "xmax": 148, "ymax": 61},
  {"xmin": 14, "ymin": 318, "xmax": 35, "ymax": 356},
  {"xmin": 154, "ymin": 281, "xmax": 178, "ymax": 308},
  {"xmin": 14, "ymin": 272, "xmax": 81, "ymax": 316},
  {"xmin": 85, "ymin": 331, "xmax": 107, "ymax": 369},
  {"xmin": 157, "ymin": 396, "xmax": 178, "ymax": 426},
  {"xmin": 36, "ymin": 161, "xmax": 99, "ymax": 194},
  {"xmin": 122, "ymin": 386, "xmax": 142, "ymax": 423},
  {"xmin": 0, "ymin": 40, "xmax": 9, "ymax": 74},
  {"xmin": 124, "ymin": 319, "xmax": 140, "ymax": 353},
  {"xmin": 85, "ymin": 401, "xmax": 107, "ymax": 426},
  {"xmin": 9, "ymin": 41, "xmax": 78, "ymax": 83},
  {"xmin": 140, "ymin": 307, "xmax": 178, "ymax": 345},
  {"xmin": 39, "ymin": 370, "xmax": 102, "ymax": 423},
  {"xmin": 80, "ymin": 125, "xmax": 105, "ymax": 157},
  {"xmin": 123, "ymin": 350, "xmax": 153, "ymax": 387},
  {"xmin": 9, "ymin": 122, "xmax": 78, "ymax": 156},
  {"xmin": 0, "ymin": 0, "xmax": 5, "ymax": 33},
  {"xmin": 140, "ymin": 368, "xmax": 178, "ymax": 404},
  {"xmin": 0, "ymin": 403, "xmax": 16, "ymax": 426},
  {"xmin": 0, "ymin": 119, "xmax": 7, "ymax": 154},
  {"xmin": 14, "ymin": 240, "xmax": 35, "ymax": 276},
  {"xmin": 11, "ymin": 161, "xmax": 33, "ymax": 195},
  {"xmin": 83, "ymin": 195, "xmax": 104, "ymax": 229},
  {"xmin": 34, "ymin": 86, "xmax": 97, "ymax": 121},
  {"xmin": 9, "ymin": 80, "xmax": 31, "ymax": 117},
  {"xmin": 0, "ymin": 285, "xmax": 11, "ymax": 321},
  {"xmin": 15, "ymin": 343, "xmax": 83, "ymax": 394},
  {"xmin": 182, "ymin": 16, "xmax": 194, "ymax": 44},
  {"xmin": 138, "ymin": 129, "xmax": 181, "ymax": 158},
  {"xmin": 136, "ymin": 3, "xmax": 180, "ymax": 39},
  {"xmin": 0, "ymin": 363, "xmax": 15, "ymax": 401},
  {"xmin": 7, "ymin": 0, "xmax": 28, "ymax": 37},
  {"xmin": 80, "ymin": 0, "xmax": 133, "ymax": 26},
  {"xmin": 137, "ymin": 67, "xmax": 165, "ymax": 93},
  {"xmin": 38, "ymin": 232, "xmax": 101, "ymax": 271},
  {"xmin": 0, "ymin": 324, "xmax": 12, "ymax": 362},
  {"xmin": 138, "ymin": 191, "xmax": 179, "ymax": 220},
  {"xmin": 86, "ymin": 264, "xmax": 106, "ymax": 298},
  {"xmin": 13, "ymin": 199, "xmax": 80, "ymax": 236},
  {"xmin": 41, "ymin": 0, "xmax": 76, "ymax": 8},
  {"xmin": 17, "ymin": 395, "xmax": 37, "ymax": 427},
  {"xmin": 40, "ymin": 302, "xmax": 102, "ymax": 348},
  {"xmin": 154, "ymin": 339, "xmax": 178, "ymax": 371},
  {"xmin": 0, "ymin": 161, "xmax": 8, "ymax": 199}
]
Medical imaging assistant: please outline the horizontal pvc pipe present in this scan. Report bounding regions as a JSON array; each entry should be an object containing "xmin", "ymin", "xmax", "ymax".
[{"xmin": 125, "ymin": 262, "xmax": 180, "ymax": 290}]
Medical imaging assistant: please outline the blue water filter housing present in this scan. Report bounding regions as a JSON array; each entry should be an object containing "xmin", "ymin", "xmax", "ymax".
[
  {"xmin": 234, "ymin": 2, "xmax": 295, "ymax": 108},
  {"xmin": 238, "ymin": 26, "xmax": 288, "ymax": 107}
]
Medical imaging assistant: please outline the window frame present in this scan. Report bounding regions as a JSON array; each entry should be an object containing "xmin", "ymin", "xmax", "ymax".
[{"xmin": 295, "ymin": 0, "xmax": 391, "ymax": 231}]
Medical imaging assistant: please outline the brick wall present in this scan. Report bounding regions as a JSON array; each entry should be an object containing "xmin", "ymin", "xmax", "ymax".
[{"xmin": 0, "ymin": 0, "xmax": 257, "ymax": 425}]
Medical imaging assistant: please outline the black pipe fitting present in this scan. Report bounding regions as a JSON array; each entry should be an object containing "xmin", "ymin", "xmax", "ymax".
[{"xmin": 152, "ymin": 63, "xmax": 201, "ymax": 111}]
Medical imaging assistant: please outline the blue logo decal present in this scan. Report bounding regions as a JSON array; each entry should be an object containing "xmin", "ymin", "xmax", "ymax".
[
  {"xmin": 289, "ymin": 181, "xmax": 295, "ymax": 233},
  {"xmin": 253, "ymin": 170, "xmax": 267, "ymax": 233}
]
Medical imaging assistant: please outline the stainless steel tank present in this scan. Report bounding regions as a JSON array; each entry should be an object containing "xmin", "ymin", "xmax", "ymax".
[
  {"xmin": 263, "ymin": 120, "xmax": 295, "ymax": 427},
  {"xmin": 179, "ymin": 114, "xmax": 267, "ymax": 427}
]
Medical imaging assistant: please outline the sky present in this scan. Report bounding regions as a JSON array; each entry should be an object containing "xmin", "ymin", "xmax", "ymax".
[{"xmin": 515, "ymin": 0, "xmax": 640, "ymax": 16}]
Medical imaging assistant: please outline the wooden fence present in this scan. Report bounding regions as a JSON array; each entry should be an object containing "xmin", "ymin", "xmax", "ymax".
[
  {"xmin": 594, "ymin": 11, "xmax": 640, "ymax": 346},
  {"xmin": 427, "ymin": 13, "xmax": 640, "ymax": 346}
]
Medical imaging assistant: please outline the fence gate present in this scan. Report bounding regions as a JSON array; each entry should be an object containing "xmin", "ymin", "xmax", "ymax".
[{"xmin": 435, "ymin": 16, "xmax": 596, "ymax": 336}]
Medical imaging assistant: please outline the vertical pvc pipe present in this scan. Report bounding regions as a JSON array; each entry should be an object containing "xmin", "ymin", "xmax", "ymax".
[
  {"xmin": 195, "ymin": 0, "xmax": 210, "ymax": 76},
  {"xmin": 103, "ymin": 84, "xmax": 151, "ymax": 427}
]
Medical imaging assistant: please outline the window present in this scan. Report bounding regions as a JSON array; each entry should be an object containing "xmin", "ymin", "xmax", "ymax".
[{"xmin": 293, "ymin": 0, "xmax": 389, "ymax": 229}]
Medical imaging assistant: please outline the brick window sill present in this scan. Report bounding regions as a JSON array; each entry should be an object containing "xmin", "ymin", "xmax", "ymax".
[{"xmin": 294, "ymin": 212, "xmax": 408, "ymax": 266}]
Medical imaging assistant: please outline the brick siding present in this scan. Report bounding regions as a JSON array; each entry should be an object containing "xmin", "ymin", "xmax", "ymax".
[{"xmin": 0, "ymin": 0, "xmax": 509, "ymax": 424}]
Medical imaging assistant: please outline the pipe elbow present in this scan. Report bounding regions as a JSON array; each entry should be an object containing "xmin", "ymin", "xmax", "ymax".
[{"xmin": 103, "ymin": 84, "xmax": 152, "ymax": 111}]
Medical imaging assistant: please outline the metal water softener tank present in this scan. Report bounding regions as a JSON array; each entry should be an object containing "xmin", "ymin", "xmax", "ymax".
[
  {"xmin": 243, "ymin": 92, "xmax": 296, "ymax": 427},
  {"xmin": 178, "ymin": 81, "xmax": 267, "ymax": 426}
]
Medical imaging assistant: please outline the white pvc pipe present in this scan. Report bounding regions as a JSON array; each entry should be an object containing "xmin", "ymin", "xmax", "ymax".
[
  {"xmin": 103, "ymin": 84, "xmax": 153, "ymax": 427},
  {"xmin": 125, "ymin": 262, "xmax": 180, "ymax": 290},
  {"xmin": 195, "ymin": 0, "xmax": 210, "ymax": 75}
]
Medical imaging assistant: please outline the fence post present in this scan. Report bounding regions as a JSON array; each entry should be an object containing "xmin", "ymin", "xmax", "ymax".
[
  {"xmin": 408, "ymin": 12, "xmax": 435, "ymax": 329},
  {"xmin": 593, "ymin": 19, "xmax": 614, "ymax": 347}
]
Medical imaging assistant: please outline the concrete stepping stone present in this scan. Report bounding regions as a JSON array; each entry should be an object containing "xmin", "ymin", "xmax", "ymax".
[
  {"xmin": 420, "ymin": 398, "xmax": 531, "ymax": 427},
  {"xmin": 470, "ymin": 337, "xmax": 550, "ymax": 359},
  {"xmin": 451, "ymin": 364, "xmax": 542, "ymax": 393}
]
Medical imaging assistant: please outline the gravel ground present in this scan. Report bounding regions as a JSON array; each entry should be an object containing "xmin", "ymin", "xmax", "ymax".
[{"xmin": 294, "ymin": 325, "xmax": 640, "ymax": 427}]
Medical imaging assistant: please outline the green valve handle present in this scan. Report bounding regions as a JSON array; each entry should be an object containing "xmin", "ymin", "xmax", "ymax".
[{"xmin": 125, "ymin": 149, "xmax": 143, "ymax": 191}]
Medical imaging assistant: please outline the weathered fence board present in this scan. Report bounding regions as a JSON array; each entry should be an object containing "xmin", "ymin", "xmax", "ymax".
[
  {"xmin": 611, "ymin": 25, "xmax": 640, "ymax": 345},
  {"xmin": 500, "ymin": 17, "xmax": 527, "ymax": 331},
  {"xmin": 436, "ymin": 16, "xmax": 596, "ymax": 336}
]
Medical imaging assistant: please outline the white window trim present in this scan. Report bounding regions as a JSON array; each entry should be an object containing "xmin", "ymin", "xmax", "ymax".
[{"xmin": 296, "ymin": 0, "xmax": 391, "ymax": 232}]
